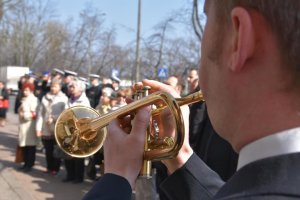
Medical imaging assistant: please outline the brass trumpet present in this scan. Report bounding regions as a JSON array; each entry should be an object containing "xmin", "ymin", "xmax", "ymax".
[{"xmin": 54, "ymin": 87, "xmax": 204, "ymax": 177}]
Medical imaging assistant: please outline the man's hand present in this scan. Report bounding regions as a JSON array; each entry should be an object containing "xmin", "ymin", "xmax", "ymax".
[
  {"xmin": 104, "ymin": 105, "xmax": 151, "ymax": 189},
  {"xmin": 142, "ymin": 79, "xmax": 193, "ymax": 174},
  {"xmin": 103, "ymin": 79, "xmax": 193, "ymax": 189}
]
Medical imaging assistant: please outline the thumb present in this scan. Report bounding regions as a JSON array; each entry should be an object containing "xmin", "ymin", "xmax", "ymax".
[{"xmin": 106, "ymin": 119, "xmax": 125, "ymax": 144}]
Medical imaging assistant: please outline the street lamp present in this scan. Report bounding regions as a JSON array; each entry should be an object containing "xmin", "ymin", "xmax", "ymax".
[{"xmin": 135, "ymin": 0, "xmax": 141, "ymax": 82}]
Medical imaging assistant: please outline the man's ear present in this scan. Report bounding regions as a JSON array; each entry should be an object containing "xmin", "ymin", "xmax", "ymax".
[{"xmin": 229, "ymin": 7, "xmax": 255, "ymax": 72}]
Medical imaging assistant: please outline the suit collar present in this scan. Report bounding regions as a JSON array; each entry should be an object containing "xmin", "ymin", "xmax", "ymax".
[
  {"xmin": 238, "ymin": 127, "xmax": 300, "ymax": 170},
  {"xmin": 216, "ymin": 153, "xmax": 300, "ymax": 199}
]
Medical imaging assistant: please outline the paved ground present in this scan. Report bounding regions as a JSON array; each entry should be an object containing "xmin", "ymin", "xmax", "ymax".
[{"xmin": 0, "ymin": 110, "xmax": 96, "ymax": 200}]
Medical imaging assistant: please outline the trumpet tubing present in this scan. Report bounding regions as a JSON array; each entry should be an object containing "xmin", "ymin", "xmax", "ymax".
[{"xmin": 54, "ymin": 88, "xmax": 204, "ymax": 175}]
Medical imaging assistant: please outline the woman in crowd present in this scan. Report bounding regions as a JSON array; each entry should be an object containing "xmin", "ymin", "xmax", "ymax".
[
  {"xmin": 63, "ymin": 78, "xmax": 90, "ymax": 183},
  {"xmin": 110, "ymin": 88, "xmax": 130, "ymax": 111},
  {"xmin": 85, "ymin": 86, "xmax": 115, "ymax": 179},
  {"xmin": 0, "ymin": 81, "xmax": 9, "ymax": 126},
  {"xmin": 36, "ymin": 80, "xmax": 68, "ymax": 175},
  {"xmin": 96, "ymin": 87, "xmax": 114, "ymax": 114},
  {"xmin": 18, "ymin": 82, "xmax": 39, "ymax": 172}
]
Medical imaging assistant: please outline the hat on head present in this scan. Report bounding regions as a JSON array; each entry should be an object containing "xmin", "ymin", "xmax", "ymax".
[
  {"xmin": 78, "ymin": 76, "xmax": 87, "ymax": 82},
  {"xmin": 52, "ymin": 68, "xmax": 65, "ymax": 76},
  {"xmin": 42, "ymin": 71, "xmax": 50, "ymax": 76},
  {"xmin": 25, "ymin": 72, "xmax": 37, "ymax": 79},
  {"xmin": 64, "ymin": 70, "xmax": 78, "ymax": 77},
  {"xmin": 78, "ymin": 77, "xmax": 89, "ymax": 86},
  {"xmin": 89, "ymin": 74, "xmax": 100, "ymax": 79},
  {"xmin": 111, "ymin": 75, "xmax": 121, "ymax": 84}
]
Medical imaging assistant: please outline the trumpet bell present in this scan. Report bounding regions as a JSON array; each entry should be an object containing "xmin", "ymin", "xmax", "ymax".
[{"xmin": 54, "ymin": 106, "xmax": 107, "ymax": 158}]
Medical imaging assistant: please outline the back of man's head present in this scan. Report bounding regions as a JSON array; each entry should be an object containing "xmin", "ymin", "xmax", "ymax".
[{"xmin": 212, "ymin": 0, "xmax": 300, "ymax": 85}]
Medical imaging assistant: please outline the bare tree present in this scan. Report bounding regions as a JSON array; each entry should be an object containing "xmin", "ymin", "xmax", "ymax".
[
  {"xmin": 94, "ymin": 27, "xmax": 116, "ymax": 75},
  {"xmin": 35, "ymin": 20, "xmax": 69, "ymax": 70},
  {"xmin": 143, "ymin": 17, "xmax": 174, "ymax": 79},
  {"xmin": 67, "ymin": 4, "xmax": 105, "ymax": 75},
  {"xmin": 0, "ymin": 0, "xmax": 203, "ymax": 82},
  {"xmin": 192, "ymin": 0, "xmax": 204, "ymax": 42},
  {"xmin": 0, "ymin": 0, "xmax": 20, "ymax": 21},
  {"xmin": 0, "ymin": 0, "xmax": 57, "ymax": 69}
]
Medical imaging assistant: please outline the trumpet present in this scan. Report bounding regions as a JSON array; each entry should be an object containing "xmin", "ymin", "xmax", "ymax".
[{"xmin": 54, "ymin": 87, "xmax": 204, "ymax": 177}]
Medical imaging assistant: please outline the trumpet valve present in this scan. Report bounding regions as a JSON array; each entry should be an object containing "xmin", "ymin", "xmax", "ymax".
[
  {"xmin": 148, "ymin": 137, "xmax": 175, "ymax": 149},
  {"xmin": 62, "ymin": 117, "xmax": 97, "ymax": 142},
  {"xmin": 75, "ymin": 118, "xmax": 98, "ymax": 141}
]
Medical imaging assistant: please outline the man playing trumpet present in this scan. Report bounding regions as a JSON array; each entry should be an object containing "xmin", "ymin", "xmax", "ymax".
[{"xmin": 84, "ymin": 0, "xmax": 300, "ymax": 199}]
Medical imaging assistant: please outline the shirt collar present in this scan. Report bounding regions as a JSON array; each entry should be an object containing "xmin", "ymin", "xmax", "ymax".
[{"xmin": 237, "ymin": 127, "xmax": 300, "ymax": 170}]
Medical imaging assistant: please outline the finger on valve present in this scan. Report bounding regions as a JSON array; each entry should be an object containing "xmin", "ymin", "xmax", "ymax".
[{"xmin": 142, "ymin": 79, "xmax": 180, "ymax": 97}]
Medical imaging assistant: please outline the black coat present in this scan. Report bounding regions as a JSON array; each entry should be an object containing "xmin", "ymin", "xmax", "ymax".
[
  {"xmin": 61, "ymin": 83, "xmax": 70, "ymax": 97},
  {"xmin": 155, "ymin": 101, "xmax": 238, "ymax": 200},
  {"xmin": 83, "ymin": 152, "xmax": 300, "ymax": 200},
  {"xmin": 83, "ymin": 173, "xmax": 132, "ymax": 200},
  {"xmin": 86, "ymin": 84, "xmax": 102, "ymax": 109},
  {"xmin": 160, "ymin": 152, "xmax": 300, "ymax": 200},
  {"xmin": 189, "ymin": 101, "xmax": 238, "ymax": 181}
]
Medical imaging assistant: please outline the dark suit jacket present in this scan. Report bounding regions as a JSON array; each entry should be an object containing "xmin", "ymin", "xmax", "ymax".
[
  {"xmin": 86, "ymin": 84, "xmax": 102, "ymax": 108},
  {"xmin": 83, "ymin": 152, "xmax": 300, "ymax": 199},
  {"xmin": 154, "ymin": 101, "xmax": 238, "ymax": 200},
  {"xmin": 155, "ymin": 101, "xmax": 238, "ymax": 200},
  {"xmin": 214, "ymin": 152, "xmax": 300, "ymax": 199},
  {"xmin": 160, "ymin": 152, "xmax": 300, "ymax": 200},
  {"xmin": 82, "ymin": 173, "xmax": 132, "ymax": 200}
]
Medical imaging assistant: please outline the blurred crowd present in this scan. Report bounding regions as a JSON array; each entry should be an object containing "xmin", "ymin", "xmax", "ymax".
[
  {"xmin": 13, "ymin": 68, "xmax": 134, "ymax": 183},
  {"xmin": 8, "ymin": 68, "xmax": 201, "ymax": 183}
]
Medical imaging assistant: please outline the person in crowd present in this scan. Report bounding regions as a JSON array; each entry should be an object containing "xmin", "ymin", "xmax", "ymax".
[
  {"xmin": 96, "ymin": 87, "xmax": 114, "ymax": 115},
  {"xmin": 36, "ymin": 80, "xmax": 68, "ymax": 175},
  {"xmin": 109, "ymin": 91, "xmax": 118, "ymax": 108},
  {"xmin": 85, "ymin": 87, "xmax": 115, "ymax": 180},
  {"xmin": 165, "ymin": 75, "xmax": 182, "ymax": 95},
  {"xmin": 102, "ymin": 77, "xmax": 113, "ymax": 89},
  {"xmin": 18, "ymin": 82, "xmax": 39, "ymax": 172},
  {"xmin": 83, "ymin": 0, "xmax": 300, "ymax": 199},
  {"xmin": 26, "ymin": 73, "xmax": 37, "ymax": 85},
  {"xmin": 63, "ymin": 78, "xmax": 90, "ymax": 184},
  {"xmin": 86, "ymin": 74, "xmax": 102, "ymax": 109},
  {"xmin": 0, "ymin": 81, "xmax": 9, "ymax": 126},
  {"xmin": 61, "ymin": 70, "xmax": 77, "ymax": 97},
  {"xmin": 15, "ymin": 76, "xmax": 27, "ymax": 114},
  {"xmin": 78, "ymin": 76, "xmax": 89, "ymax": 87},
  {"xmin": 187, "ymin": 68, "xmax": 199, "ymax": 94},
  {"xmin": 35, "ymin": 71, "xmax": 51, "ymax": 101},
  {"xmin": 111, "ymin": 76, "xmax": 121, "ymax": 91},
  {"xmin": 51, "ymin": 68, "xmax": 65, "ymax": 82},
  {"xmin": 110, "ymin": 88, "xmax": 130, "ymax": 111}
]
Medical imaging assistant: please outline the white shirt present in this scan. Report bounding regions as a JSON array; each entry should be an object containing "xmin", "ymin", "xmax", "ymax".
[{"xmin": 237, "ymin": 127, "xmax": 300, "ymax": 170}]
